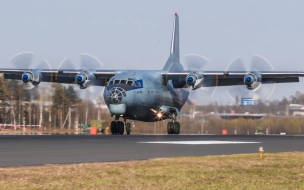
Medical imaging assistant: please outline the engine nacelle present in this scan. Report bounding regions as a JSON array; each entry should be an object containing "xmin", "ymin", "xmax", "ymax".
[
  {"xmin": 186, "ymin": 75, "xmax": 197, "ymax": 86},
  {"xmin": 75, "ymin": 71, "xmax": 96, "ymax": 89},
  {"xmin": 21, "ymin": 71, "xmax": 42, "ymax": 87},
  {"xmin": 244, "ymin": 72, "xmax": 262, "ymax": 90},
  {"xmin": 185, "ymin": 74, "xmax": 204, "ymax": 90}
]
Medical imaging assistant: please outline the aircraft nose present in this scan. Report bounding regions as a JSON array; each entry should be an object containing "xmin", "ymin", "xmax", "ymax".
[
  {"xmin": 104, "ymin": 87, "xmax": 127, "ymax": 104},
  {"xmin": 104, "ymin": 86, "xmax": 135, "ymax": 115}
]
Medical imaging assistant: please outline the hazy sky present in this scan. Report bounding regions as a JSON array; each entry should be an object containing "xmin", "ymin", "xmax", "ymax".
[{"xmin": 1, "ymin": 0, "xmax": 304, "ymax": 104}]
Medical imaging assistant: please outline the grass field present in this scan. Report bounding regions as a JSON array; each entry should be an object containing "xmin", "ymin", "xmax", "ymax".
[{"xmin": 0, "ymin": 152, "xmax": 303, "ymax": 190}]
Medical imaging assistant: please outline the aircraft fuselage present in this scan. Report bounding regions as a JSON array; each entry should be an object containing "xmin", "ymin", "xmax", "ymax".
[{"xmin": 104, "ymin": 71, "xmax": 189, "ymax": 122}]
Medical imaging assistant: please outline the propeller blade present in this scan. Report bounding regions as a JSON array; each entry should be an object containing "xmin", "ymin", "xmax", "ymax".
[
  {"xmin": 36, "ymin": 59, "xmax": 51, "ymax": 70},
  {"xmin": 184, "ymin": 54, "xmax": 209, "ymax": 71},
  {"xmin": 226, "ymin": 54, "xmax": 275, "ymax": 103},
  {"xmin": 9, "ymin": 52, "xmax": 50, "ymax": 101},
  {"xmin": 57, "ymin": 57, "xmax": 74, "ymax": 70},
  {"xmin": 23, "ymin": 82, "xmax": 35, "ymax": 90},
  {"xmin": 80, "ymin": 53, "xmax": 103, "ymax": 71},
  {"xmin": 58, "ymin": 54, "xmax": 105, "ymax": 102},
  {"xmin": 79, "ymin": 53, "xmax": 104, "ymax": 101},
  {"xmin": 225, "ymin": 56, "xmax": 246, "ymax": 71},
  {"xmin": 249, "ymin": 54, "xmax": 275, "ymax": 100},
  {"xmin": 10, "ymin": 52, "xmax": 34, "ymax": 69},
  {"xmin": 250, "ymin": 54, "xmax": 273, "ymax": 71},
  {"xmin": 184, "ymin": 54, "xmax": 216, "ymax": 104}
]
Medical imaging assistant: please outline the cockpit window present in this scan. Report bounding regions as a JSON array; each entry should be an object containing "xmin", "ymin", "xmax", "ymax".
[
  {"xmin": 107, "ymin": 78, "xmax": 140, "ymax": 87},
  {"xmin": 127, "ymin": 80, "xmax": 134, "ymax": 86}
]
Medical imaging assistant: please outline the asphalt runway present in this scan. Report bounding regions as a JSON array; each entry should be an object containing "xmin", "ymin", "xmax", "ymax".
[{"xmin": 0, "ymin": 134, "xmax": 304, "ymax": 167}]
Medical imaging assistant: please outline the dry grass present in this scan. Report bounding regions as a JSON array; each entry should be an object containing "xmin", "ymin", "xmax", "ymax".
[{"xmin": 0, "ymin": 152, "xmax": 304, "ymax": 190}]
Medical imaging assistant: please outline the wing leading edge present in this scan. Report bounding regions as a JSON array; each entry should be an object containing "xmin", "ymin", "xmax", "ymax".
[
  {"xmin": 1, "ymin": 69, "xmax": 116, "ymax": 86},
  {"xmin": 162, "ymin": 71, "xmax": 304, "ymax": 88}
]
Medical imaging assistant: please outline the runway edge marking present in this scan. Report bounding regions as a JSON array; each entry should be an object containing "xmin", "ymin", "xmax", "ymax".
[{"xmin": 138, "ymin": 141, "xmax": 261, "ymax": 145}]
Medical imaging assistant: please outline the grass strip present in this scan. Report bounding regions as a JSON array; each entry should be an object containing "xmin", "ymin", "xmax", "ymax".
[{"xmin": 0, "ymin": 152, "xmax": 303, "ymax": 190}]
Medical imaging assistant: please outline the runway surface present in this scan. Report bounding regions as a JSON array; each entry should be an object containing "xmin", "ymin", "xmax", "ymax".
[{"xmin": 0, "ymin": 135, "xmax": 304, "ymax": 167}]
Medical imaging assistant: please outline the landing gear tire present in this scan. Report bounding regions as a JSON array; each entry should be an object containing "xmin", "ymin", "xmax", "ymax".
[
  {"xmin": 167, "ymin": 122, "xmax": 180, "ymax": 135},
  {"xmin": 167, "ymin": 122, "xmax": 174, "ymax": 134},
  {"xmin": 173, "ymin": 122, "xmax": 180, "ymax": 134},
  {"xmin": 118, "ymin": 121, "xmax": 124, "ymax": 134},
  {"xmin": 126, "ymin": 123, "xmax": 131, "ymax": 135},
  {"xmin": 111, "ymin": 121, "xmax": 124, "ymax": 134},
  {"xmin": 111, "ymin": 121, "xmax": 118, "ymax": 135}
]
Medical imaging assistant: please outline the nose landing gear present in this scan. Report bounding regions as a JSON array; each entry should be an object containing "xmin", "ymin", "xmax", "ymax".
[
  {"xmin": 110, "ymin": 116, "xmax": 131, "ymax": 135},
  {"xmin": 110, "ymin": 121, "xmax": 124, "ymax": 134}
]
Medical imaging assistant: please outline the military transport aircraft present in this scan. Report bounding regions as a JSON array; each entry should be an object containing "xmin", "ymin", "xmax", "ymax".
[{"xmin": 2, "ymin": 13, "xmax": 304, "ymax": 135}]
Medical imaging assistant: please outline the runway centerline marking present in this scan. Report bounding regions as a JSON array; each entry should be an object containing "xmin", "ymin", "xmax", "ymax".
[{"xmin": 138, "ymin": 141, "xmax": 261, "ymax": 145}]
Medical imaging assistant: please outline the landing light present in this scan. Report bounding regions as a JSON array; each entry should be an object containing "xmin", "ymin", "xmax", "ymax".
[{"xmin": 157, "ymin": 113, "xmax": 162, "ymax": 118}]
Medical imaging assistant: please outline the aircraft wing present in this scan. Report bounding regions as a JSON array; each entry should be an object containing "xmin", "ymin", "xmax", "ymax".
[
  {"xmin": 163, "ymin": 71, "xmax": 304, "ymax": 89},
  {"xmin": 1, "ymin": 69, "xmax": 116, "ymax": 86},
  {"xmin": 2, "ymin": 68, "xmax": 304, "ymax": 88}
]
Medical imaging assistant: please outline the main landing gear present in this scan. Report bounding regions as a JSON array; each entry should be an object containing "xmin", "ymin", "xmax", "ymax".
[
  {"xmin": 167, "ymin": 110, "xmax": 180, "ymax": 135},
  {"xmin": 110, "ymin": 116, "xmax": 131, "ymax": 135},
  {"xmin": 167, "ymin": 113, "xmax": 180, "ymax": 135},
  {"xmin": 167, "ymin": 122, "xmax": 180, "ymax": 134},
  {"xmin": 125, "ymin": 122, "xmax": 131, "ymax": 135}
]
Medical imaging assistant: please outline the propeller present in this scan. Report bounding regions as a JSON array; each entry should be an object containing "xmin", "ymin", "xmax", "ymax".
[
  {"xmin": 183, "ymin": 54, "xmax": 217, "ymax": 104},
  {"xmin": 57, "ymin": 53, "xmax": 104, "ymax": 102},
  {"xmin": 9, "ymin": 52, "xmax": 51, "ymax": 100},
  {"xmin": 225, "ymin": 54, "xmax": 275, "ymax": 103}
]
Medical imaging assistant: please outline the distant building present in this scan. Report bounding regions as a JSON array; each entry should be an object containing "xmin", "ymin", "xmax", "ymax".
[
  {"xmin": 241, "ymin": 98, "xmax": 258, "ymax": 106},
  {"xmin": 286, "ymin": 104, "xmax": 304, "ymax": 116},
  {"xmin": 219, "ymin": 113, "xmax": 266, "ymax": 120}
]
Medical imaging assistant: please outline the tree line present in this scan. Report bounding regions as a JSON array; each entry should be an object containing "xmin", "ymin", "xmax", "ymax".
[{"xmin": 0, "ymin": 76, "xmax": 108, "ymax": 131}]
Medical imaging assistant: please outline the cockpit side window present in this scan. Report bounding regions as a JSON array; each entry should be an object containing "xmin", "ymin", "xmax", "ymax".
[
  {"xmin": 121, "ymin": 80, "xmax": 127, "ymax": 84},
  {"xmin": 135, "ymin": 81, "xmax": 141, "ymax": 87},
  {"xmin": 114, "ymin": 80, "xmax": 120, "ymax": 84},
  {"xmin": 107, "ymin": 78, "xmax": 115, "ymax": 86}
]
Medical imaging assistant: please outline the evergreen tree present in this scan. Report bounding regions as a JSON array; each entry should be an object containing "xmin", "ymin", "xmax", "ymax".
[
  {"xmin": 279, "ymin": 97, "xmax": 289, "ymax": 106},
  {"xmin": 52, "ymin": 84, "xmax": 80, "ymax": 128},
  {"xmin": 63, "ymin": 85, "xmax": 80, "ymax": 105},
  {"xmin": 0, "ymin": 75, "xmax": 10, "ymax": 122},
  {"xmin": 5, "ymin": 79, "xmax": 23, "ymax": 124},
  {"xmin": 52, "ymin": 84, "xmax": 64, "ymax": 128}
]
